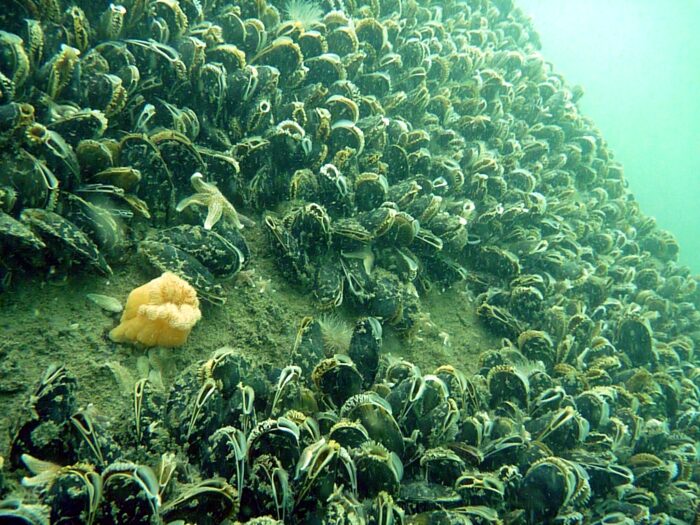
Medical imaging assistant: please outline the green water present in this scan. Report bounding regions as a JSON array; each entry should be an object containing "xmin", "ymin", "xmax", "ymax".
[{"xmin": 520, "ymin": 0, "xmax": 700, "ymax": 273}]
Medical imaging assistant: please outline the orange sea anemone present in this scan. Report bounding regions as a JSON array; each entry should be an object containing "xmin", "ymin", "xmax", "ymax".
[{"xmin": 109, "ymin": 272, "xmax": 201, "ymax": 348}]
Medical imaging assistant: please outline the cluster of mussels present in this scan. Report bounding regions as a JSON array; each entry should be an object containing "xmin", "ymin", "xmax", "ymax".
[
  {"xmin": 2, "ymin": 0, "xmax": 700, "ymax": 522},
  {"xmin": 1, "ymin": 0, "xmax": 699, "ymax": 324},
  {"xmin": 3, "ymin": 315, "xmax": 700, "ymax": 524}
]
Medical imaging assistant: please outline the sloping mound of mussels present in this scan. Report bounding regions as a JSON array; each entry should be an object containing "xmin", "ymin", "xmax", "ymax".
[
  {"xmin": 2, "ymin": 0, "xmax": 695, "ymax": 331},
  {"xmin": 3, "ymin": 316, "xmax": 700, "ymax": 524},
  {"xmin": 2, "ymin": 0, "xmax": 700, "ymax": 521}
]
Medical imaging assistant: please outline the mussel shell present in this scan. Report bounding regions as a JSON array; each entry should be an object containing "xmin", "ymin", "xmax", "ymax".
[
  {"xmin": 298, "ymin": 30, "xmax": 327, "ymax": 58},
  {"xmin": 367, "ymin": 272, "xmax": 403, "ymax": 323},
  {"xmin": 254, "ymin": 36, "xmax": 303, "ymax": 77},
  {"xmin": 20, "ymin": 208, "xmax": 111, "ymax": 275},
  {"xmin": 0, "ymin": 150, "xmax": 57, "ymax": 210},
  {"xmin": 220, "ymin": 9, "xmax": 246, "ymax": 45},
  {"xmin": 290, "ymin": 316, "xmax": 326, "ymax": 379},
  {"xmin": 454, "ymin": 472, "xmax": 505, "ymax": 507},
  {"xmin": 201, "ymin": 426, "xmax": 246, "ymax": 483},
  {"xmin": 304, "ymin": 53, "xmax": 346, "ymax": 86},
  {"xmin": 328, "ymin": 419, "xmax": 370, "ymax": 449},
  {"xmin": 0, "ymin": 101, "xmax": 26, "ymax": 133},
  {"xmin": 46, "ymin": 467, "xmax": 101, "ymax": 524},
  {"xmin": 70, "ymin": 411, "xmax": 123, "ymax": 467},
  {"xmin": 242, "ymin": 455, "xmax": 292, "ymax": 521},
  {"xmin": 204, "ymin": 347, "xmax": 257, "ymax": 398},
  {"xmin": 480, "ymin": 435, "xmax": 527, "ymax": 470},
  {"xmin": 59, "ymin": 192, "xmax": 122, "ymax": 254},
  {"xmin": 180, "ymin": 386, "xmax": 225, "ymax": 458},
  {"xmin": 356, "ymin": 72, "xmax": 392, "ymax": 98},
  {"xmin": 354, "ymin": 172, "xmax": 387, "ymax": 211},
  {"xmin": 139, "ymin": 240, "xmax": 225, "ymax": 304},
  {"xmin": 89, "ymin": 167, "xmax": 141, "ymax": 191},
  {"xmin": 518, "ymin": 458, "xmax": 573, "ymax": 520},
  {"xmin": 421, "ymin": 448, "xmax": 466, "ymax": 486},
  {"xmin": 247, "ymin": 418, "xmax": 301, "ymax": 470},
  {"xmin": 355, "ymin": 18, "xmax": 386, "ymax": 54},
  {"xmin": 313, "ymin": 260, "xmax": 344, "ymax": 310},
  {"xmin": 347, "ymin": 317, "xmax": 382, "ymax": 388},
  {"xmin": 132, "ymin": 378, "xmax": 165, "ymax": 447},
  {"xmin": 47, "ymin": 110, "xmax": 107, "ymax": 145},
  {"xmin": 118, "ymin": 134, "xmax": 174, "ymax": 225},
  {"xmin": 288, "ymin": 203, "xmax": 331, "ymax": 257},
  {"xmin": 312, "ymin": 355, "xmax": 363, "ymax": 408},
  {"xmin": 161, "ymin": 478, "xmax": 238, "ymax": 525},
  {"xmin": 341, "ymin": 393, "xmax": 404, "ymax": 455},
  {"xmin": 153, "ymin": 224, "xmax": 244, "ymax": 279},
  {"xmin": 151, "ymin": 131, "xmax": 205, "ymax": 196},
  {"xmin": 83, "ymin": 73, "xmax": 126, "ymax": 118},
  {"xmin": 32, "ymin": 365, "xmax": 78, "ymax": 421},
  {"xmin": 10, "ymin": 419, "xmax": 77, "ymax": 469},
  {"xmin": 509, "ymin": 285, "xmax": 545, "ymax": 323},
  {"xmin": 0, "ymin": 210, "xmax": 46, "ymax": 260},
  {"xmin": 399, "ymin": 481, "xmax": 462, "ymax": 513},
  {"xmin": 353, "ymin": 442, "xmax": 403, "ymax": 498},
  {"xmin": 616, "ymin": 315, "xmax": 655, "ymax": 366},
  {"xmin": 326, "ymin": 26, "xmax": 358, "ymax": 57},
  {"xmin": 75, "ymin": 139, "xmax": 115, "ymax": 175}
]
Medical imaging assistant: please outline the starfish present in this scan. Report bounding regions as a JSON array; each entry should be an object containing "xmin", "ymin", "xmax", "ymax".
[{"xmin": 176, "ymin": 172, "xmax": 254, "ymax": 230}]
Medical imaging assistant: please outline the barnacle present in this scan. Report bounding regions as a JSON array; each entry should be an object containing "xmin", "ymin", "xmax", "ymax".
[{"xmin": 109, "ymin": 272, "xmax": 202, "ymax": 347}]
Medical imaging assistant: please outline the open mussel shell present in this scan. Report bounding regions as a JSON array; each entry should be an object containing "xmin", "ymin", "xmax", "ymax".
[
  {"xmin": 242, "ymin": 454, "xmax": 293, "ymax": 521},
  {"xmin": 8, "ymin": 366, "xmax": 78, "ymax": 467},
  {"xmin": 118, "ymin": 134, "xmax": 174, "ymax": 224},
  {"xmin": 161, "ymin": 478, "xmax": 238, "ymax": 525},
  {"xmin": 305, "ymin": 53, "xmax": 346, "ymax": 86},
  {"xmin": 100, "ymin": 462, "xmax": 160, "ymax": 525},
  {"xmin": 518, "ymin": 457, "xmax": 575, "ymax": 520},
  {"xmin": 353, "ymin": 441, "xmax": 403, "ymax": 498},
  {"xmin": 247, "ymin": 417, "xmax": 301, "ymax": 471},
  {"xmin": 327, "ymin": 419, "xmax": 370, "ymax": 449},
  {"xmin": 1, "ymin": 149, "xmax": 58, "ymax": 211},
  {"xmin": 16, "ymin": 207, "xmax": 112, "ymax": 276},
  {"xmin": 59, "ymin": 192, "xmax": 123, "ymax": 255},
  {"xmin": 347, "ymin": 317, "xmax": 382, "ymax": 388},
  {"xmin": 139, "ymin": 240, "xmax": 225, "ymax": 304},
  {"xmin": 10, "ymin": 418, "xmax": 76, "ymax": 470},
  {"xmin": 340, "ymin": 392, "xmax": 404, "ymax": 455},
  {"xmin": 616, "ymin": 315, "xmax": 655, "ymax": 366},
  {"xmin": 354, "ymin": 172, "xmax": 388, "ymax": 212},
  {"xmin": 153, "ymin": 224, "xmax": 245, "ymax": 279},
  {"xmin": 312, "ymin": 355, "xmax": 364, "ymax": 408}
]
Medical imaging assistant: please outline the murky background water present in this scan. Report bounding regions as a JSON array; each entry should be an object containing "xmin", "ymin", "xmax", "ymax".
[{"xmin": 521, "ymin": 0, "xmax": 700, "ymax": 272}]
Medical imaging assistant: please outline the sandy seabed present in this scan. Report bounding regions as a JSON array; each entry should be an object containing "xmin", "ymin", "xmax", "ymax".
[{"xmin": 0, "ymin": 222, "xmax": 498, "ymax": 474}]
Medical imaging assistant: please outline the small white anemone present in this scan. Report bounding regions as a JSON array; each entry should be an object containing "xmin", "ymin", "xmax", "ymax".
[
  {"xmin": 317, "ymin": 313, "xmax": 353, "ymax": 354},
  {"xmin": 284, "ymin": 0, "xmax": 324, "ymax": 29}
]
